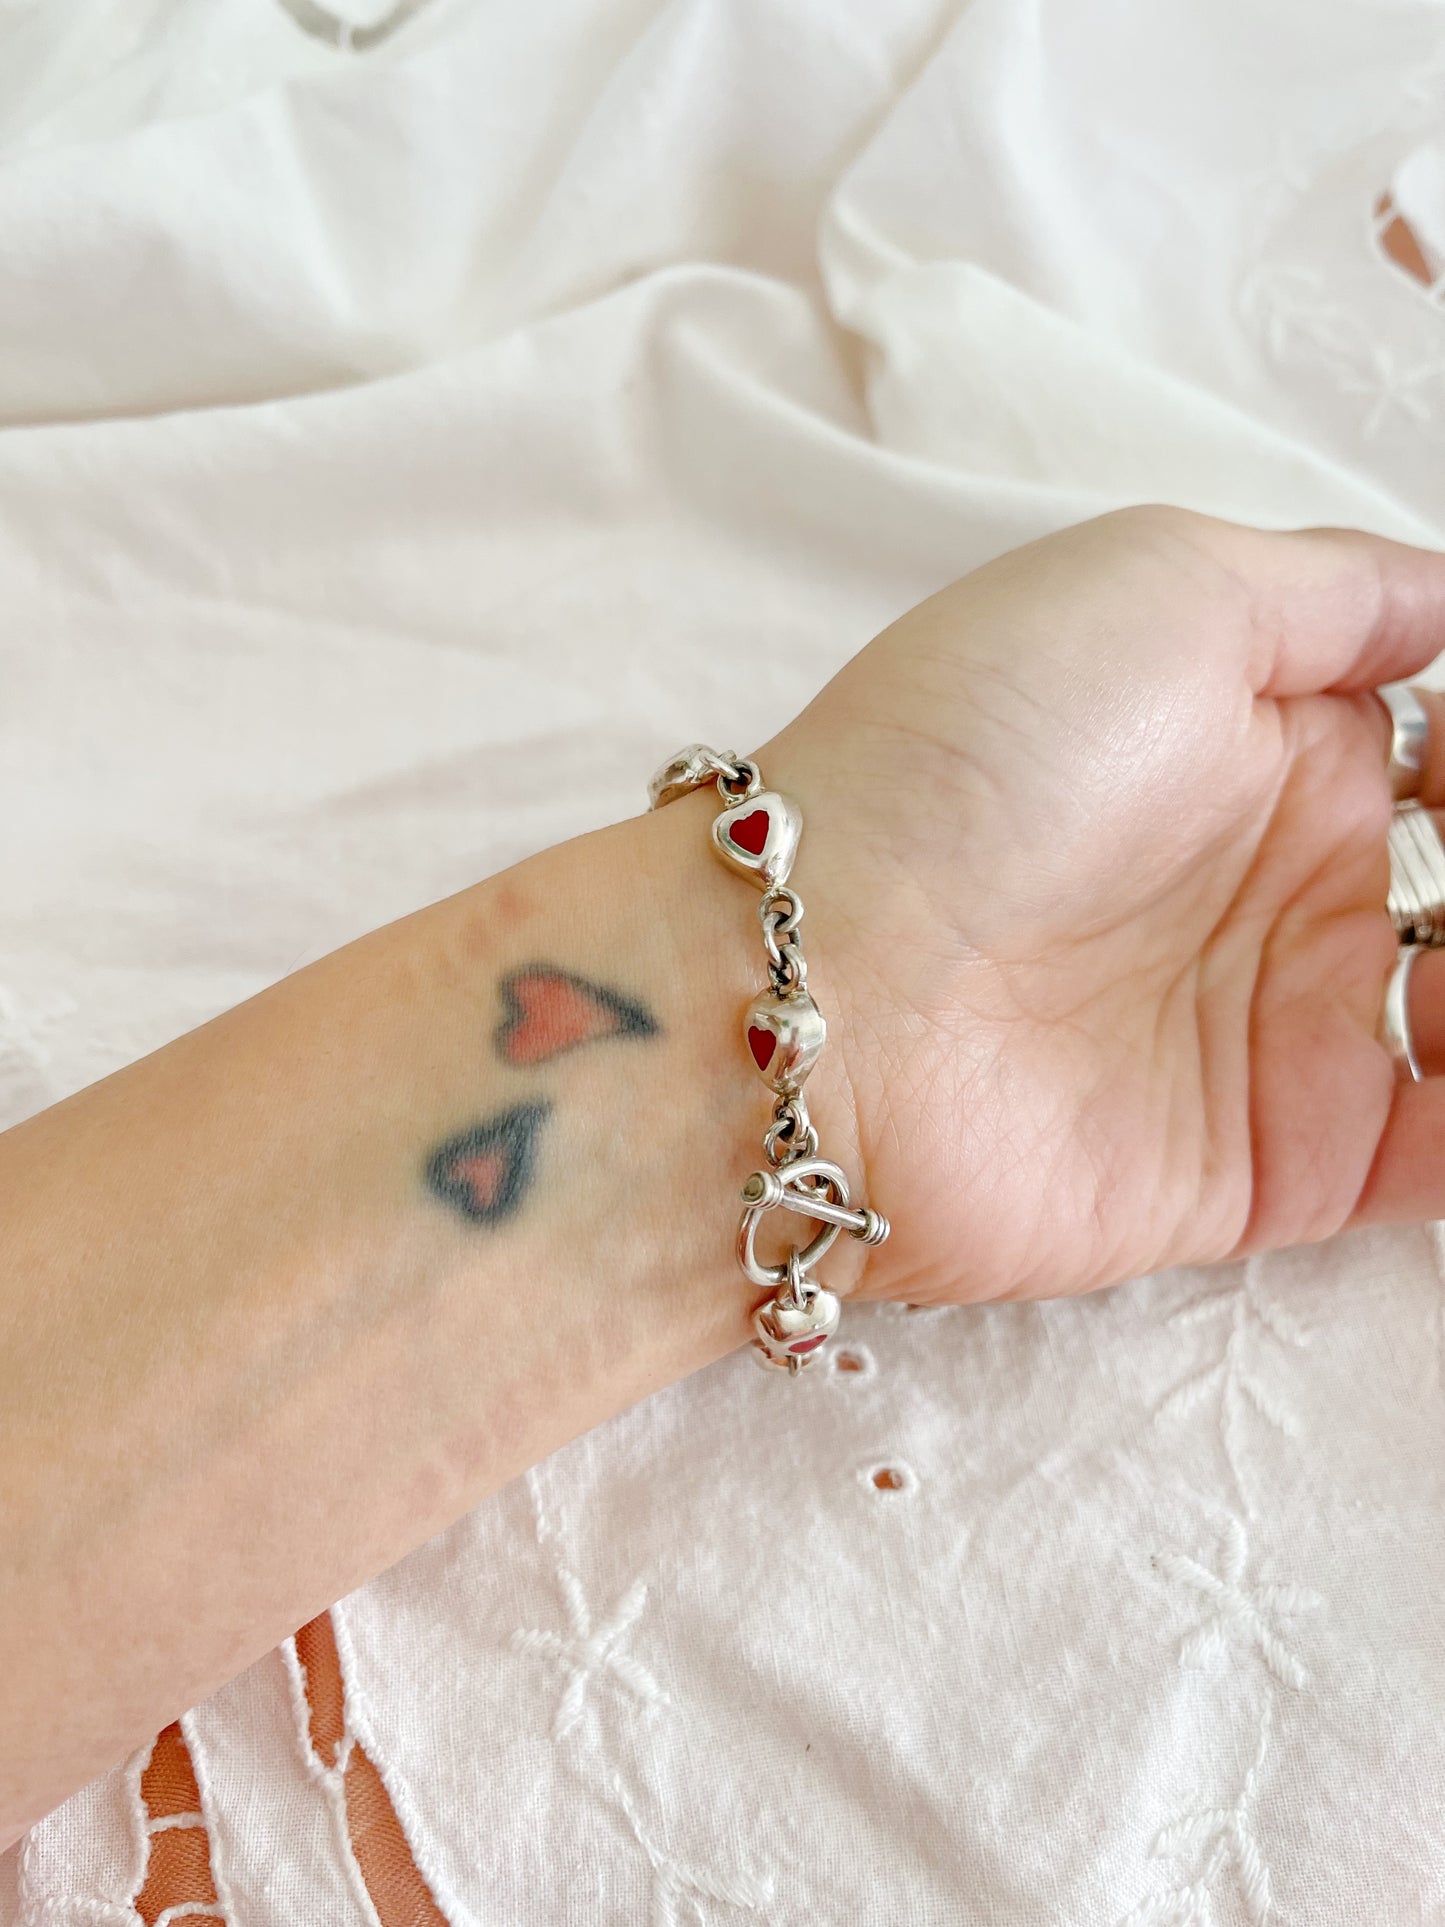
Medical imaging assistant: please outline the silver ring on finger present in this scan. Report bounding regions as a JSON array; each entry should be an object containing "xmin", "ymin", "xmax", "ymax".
[
  {"xmin": 1387, "ymin": 802, "xmax": 1445, "ymax": 946},
  {"xmin": 1382, "ymin": 945, "xmax": 1424, "ymax": 1082},
  {"xmin": 1378, "ymin": 684, "xmax": 1430, "ymax": 802}
]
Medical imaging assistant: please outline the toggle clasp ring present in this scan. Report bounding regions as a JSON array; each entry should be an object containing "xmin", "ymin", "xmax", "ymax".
[
  {"xmin": 737, "ymin": 1157, "xmax": 848, "ymax": 1289},
  {"xmin": 736, "ymin": 1155, "xmax": 889, "ymax": 1291}
]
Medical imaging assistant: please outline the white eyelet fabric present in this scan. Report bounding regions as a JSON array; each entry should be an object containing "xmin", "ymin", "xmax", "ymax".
[{"xmin": 2, "ymin": 2, "xmax": 1444, "ymax": 1921}]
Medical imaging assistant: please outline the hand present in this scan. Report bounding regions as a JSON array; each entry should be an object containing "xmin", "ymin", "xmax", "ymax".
[{"xmin": 761, "ymin": 507, "xmax": 1445, "ymax": 1304}]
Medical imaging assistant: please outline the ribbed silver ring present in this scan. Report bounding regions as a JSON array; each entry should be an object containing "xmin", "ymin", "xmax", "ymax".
[
  {"xmin": 1378, "ymin": 684, "xmax": 1430, "ymax": 802},
  {"xmin": 1382, "ymin": 945, "xmax": 1424, "ymax": 1082},
  {"xmin": 1387, "ymin": 803, "xmax": 1445, "ymax": 946}
]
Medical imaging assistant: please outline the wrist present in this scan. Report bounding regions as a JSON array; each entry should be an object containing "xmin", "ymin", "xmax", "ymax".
[{"xmin": 0, "ymin": 744, "xmax": 883, "ymax": 1837}]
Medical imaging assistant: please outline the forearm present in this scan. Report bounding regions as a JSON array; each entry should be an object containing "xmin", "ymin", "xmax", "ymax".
[{"xmin": 0, "ymin": 775, "xmax": 864, "ymax": 1842}]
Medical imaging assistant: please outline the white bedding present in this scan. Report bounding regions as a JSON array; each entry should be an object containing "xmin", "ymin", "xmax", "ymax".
[{"xmin": 2, "ymin": 1, "xmax": 1444, "ymax": 1920}]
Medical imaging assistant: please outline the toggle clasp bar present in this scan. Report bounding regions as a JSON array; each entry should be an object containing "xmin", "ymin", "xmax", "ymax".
[{"xmin": 739, "ymin": 1169, "xmax": 890, "ymax": 1247}]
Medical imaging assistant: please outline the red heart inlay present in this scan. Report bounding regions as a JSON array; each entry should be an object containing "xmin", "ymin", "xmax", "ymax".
[
  {"xmin": 747, "ymin": 1025, "xmax": 776, "ymax": 1071},
  {"xmin": 788, "ymin": 1333, "xmax": 828, "ymax": 1355},
  {"xmin": 729, "ymin": 809, "xmax": 770, "ymax": 857}
]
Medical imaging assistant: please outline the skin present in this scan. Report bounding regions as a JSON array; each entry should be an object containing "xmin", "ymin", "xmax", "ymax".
[{"xmin": 3, "ymin": 505, "xmax": 1445, "ymax": 1844}]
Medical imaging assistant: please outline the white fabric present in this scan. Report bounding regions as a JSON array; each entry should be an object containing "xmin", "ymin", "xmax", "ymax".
[{"xmin": 2, "ymin": 0, "xmax": 1444, "ymax": 1919}]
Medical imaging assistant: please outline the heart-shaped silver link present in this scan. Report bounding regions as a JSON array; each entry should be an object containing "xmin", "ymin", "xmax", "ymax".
[
  {"xmin": 752, "ymin": 1249, "xmax": 840, "ymax": 1372},
  {"xmin": 711, "ymin": 789, "xmax": 802, "ymax": 890},
  {"xmin": 648, "ymin": 744, "xmax": 750, "ymax": 810}
]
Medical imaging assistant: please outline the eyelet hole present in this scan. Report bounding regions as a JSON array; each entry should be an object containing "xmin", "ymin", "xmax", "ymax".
[{"xmin": 864, "ymin": 1462, "xmax": 916, "ymax": 1495}]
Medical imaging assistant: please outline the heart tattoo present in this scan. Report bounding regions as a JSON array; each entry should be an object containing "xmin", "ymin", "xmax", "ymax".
[
  {"xmin": 493, "ymin": 966, "xmax": 658, "ymax": 1066},
  {"xmin": 426, "ymin": 1102, "xmax": 551, "ymax": 1225}
]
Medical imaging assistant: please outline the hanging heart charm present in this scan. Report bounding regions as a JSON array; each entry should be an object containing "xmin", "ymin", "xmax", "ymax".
[
  {"xmin": 711, "ymin": 790, "xmax": 802, "ymax": 889},
  {"xmin": 744, "ymin": 987, "xmax": 826, "ymax": 1094},
  {"xmin": 752, "ymin": 1286, "xmax": 841, "ymax": 1370}
]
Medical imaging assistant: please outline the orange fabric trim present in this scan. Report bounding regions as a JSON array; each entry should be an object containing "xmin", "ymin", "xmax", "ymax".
[
  {"xmin": 133, "ymin": 1616, "xmax": 452, "ymax": 1925},
  {"xmin": 134, "ymin": 1722, "xmax": 224, "ymax": 1926},
  {"xmin": 294, "ymin": 1612, "xmax": 452, "ymax": 1927},
  {"xmin": 1375, "ymin": 192, "xmax": 1434, "ymax": 289},
  {"xmin": 294, "ymin": 1615, "xmax": 347, "ymax": 1768},
  {"xmin": 139, "ymin": 1723, "xmax": 204, "ymax": 1820}
]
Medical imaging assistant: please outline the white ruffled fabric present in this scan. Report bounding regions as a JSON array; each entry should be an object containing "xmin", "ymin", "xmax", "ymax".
[{"xmin": 2, "ymin": 1, "xmax": 1444, "ymax": 1920}]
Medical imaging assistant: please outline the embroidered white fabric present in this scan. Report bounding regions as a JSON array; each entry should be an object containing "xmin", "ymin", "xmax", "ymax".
[{"xmin": 2, "ymin": 1, "xmax": 1443, "ymax": 1920}]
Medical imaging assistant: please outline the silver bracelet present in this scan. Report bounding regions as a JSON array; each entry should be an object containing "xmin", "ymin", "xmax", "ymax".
[{"xmin": 649, "ymin": 744, "xmax": 891, "ymax": 1374}]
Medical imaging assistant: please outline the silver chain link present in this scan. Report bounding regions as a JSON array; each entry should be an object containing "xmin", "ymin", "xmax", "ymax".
[
  {"xmin": 759, "ymin": 887, "xmax": 808, "ymax": 997},
  {"xmin": 763, "ymin": 1094, "xmax": 819, "ymax": 1167}
]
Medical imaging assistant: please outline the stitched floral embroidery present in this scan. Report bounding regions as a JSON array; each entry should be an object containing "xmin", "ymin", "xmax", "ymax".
[
  {"xmin": 1122, "ymin": 1699, "xmax": 1277, "ymax": 1927},
  {"xmin": 1162, "ymin": 1514, "xmax": 1320, "ymax": 1693},
  {"xmin": 1155, "ymin": 1261, "xmax": 1310, "ymax": 1516},
  {"xmin": 512, "ymin": 1570, "xmax": 668, "ymax": 1743}
]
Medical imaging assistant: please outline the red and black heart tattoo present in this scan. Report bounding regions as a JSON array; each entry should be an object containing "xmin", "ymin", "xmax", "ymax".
[
  {"xmin": 425, "ymin": 965, "xmax": 659, "ymax": 1225},
  {"xmin": 426, "ymin": 1102, "xmax": 551, "ymax": 1224},
  {"xmin": 492, "ymin": 965, "xmax": 656, "ymax": 1065}
]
